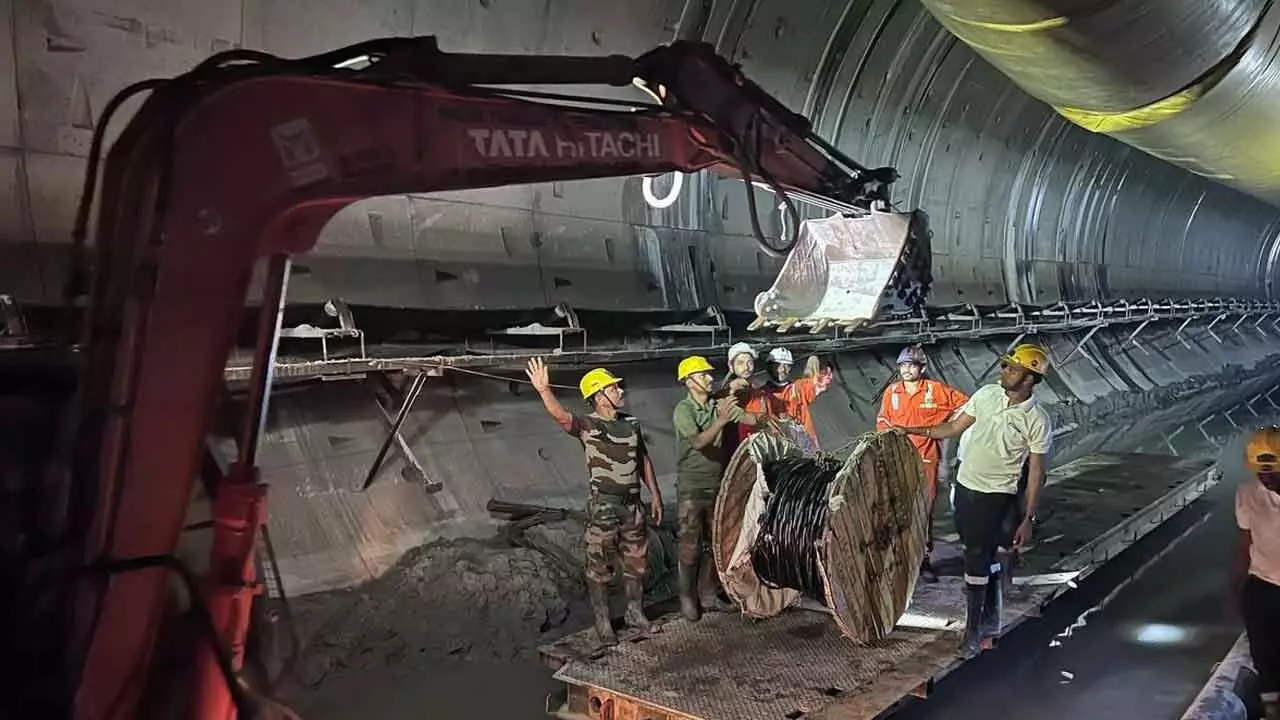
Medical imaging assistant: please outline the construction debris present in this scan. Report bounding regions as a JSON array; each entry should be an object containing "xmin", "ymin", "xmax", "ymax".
[{"xmin": 284, "ymin": 509, "xmax": 678, "ymax": 696}]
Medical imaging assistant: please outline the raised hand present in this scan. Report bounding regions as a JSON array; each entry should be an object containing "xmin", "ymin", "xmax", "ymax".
[
  {"xmin": 804, "ymin": 355, "xmax": 821, "ymax": 377},
  {"xmin": 525, "ymin": 357, "xmax": 551, "ymax": 393}
]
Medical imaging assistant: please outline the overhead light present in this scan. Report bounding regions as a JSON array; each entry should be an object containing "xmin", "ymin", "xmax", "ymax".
[
  {"xmin": 642, "ymin": 172, "xmax": 684, "ymax": 209},
  {"xmin": 631, "ymin": 78, "xmax": 664, "ymax": 104},
  {"xmin": 334, "ymin": 55, "xmax": 372, "ymax": 69}
]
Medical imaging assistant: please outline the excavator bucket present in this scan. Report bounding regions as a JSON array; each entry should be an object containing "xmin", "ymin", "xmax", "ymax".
[{"xmin": 750, "ymin": 209, "xmax": 927, "ymax": 333}]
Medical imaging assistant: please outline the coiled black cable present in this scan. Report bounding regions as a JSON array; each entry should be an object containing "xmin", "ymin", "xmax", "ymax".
[{"xmin": 750, "ymin": 456, "xmax": 843, "ymax": 602}]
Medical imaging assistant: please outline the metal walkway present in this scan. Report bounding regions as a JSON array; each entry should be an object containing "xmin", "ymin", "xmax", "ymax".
[
  {"xmin": 890, "ymin": 455, "xmax": 1246, "ymax": 720},
  {"xmin": 542, "ymin": 453, "xmax": 1220, "ymax": 720}
]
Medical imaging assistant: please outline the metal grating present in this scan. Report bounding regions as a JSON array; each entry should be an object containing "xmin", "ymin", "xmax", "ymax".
[
  {"xmin": 222, "ymin": 296, "xmax": 1280, "ymax": 382},
  {"xmin": 551, "ymin": 575, "xmax": 1057, "ymax": 720},
  {"xmin": 549, "ymin": 452, "xmax": 1219, "ymax": 719},
  {"xmin": 556, "ymin": 609, "xmax": 949, "ymax": 720}
]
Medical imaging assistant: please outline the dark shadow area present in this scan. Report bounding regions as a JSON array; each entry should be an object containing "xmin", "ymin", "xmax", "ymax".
[{"xmin": 0, "ymin": 347, "xmax": 81, "ymax": 720}]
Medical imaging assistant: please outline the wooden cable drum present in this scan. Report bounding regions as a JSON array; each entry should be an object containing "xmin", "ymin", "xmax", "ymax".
[{"xmin": 712, "ymin": 423, "xmax": 930, "ymax": 644}]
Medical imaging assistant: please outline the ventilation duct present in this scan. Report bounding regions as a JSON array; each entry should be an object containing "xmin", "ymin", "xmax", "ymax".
[{"xmin": 921, "ymin": 0, "xmax": 1280, "ymax": 206}]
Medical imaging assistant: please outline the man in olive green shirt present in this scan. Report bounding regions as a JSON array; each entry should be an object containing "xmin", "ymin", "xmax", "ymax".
[{"xmin": 672, "ymin": 355, "xmax": 759, "ymax": 621}]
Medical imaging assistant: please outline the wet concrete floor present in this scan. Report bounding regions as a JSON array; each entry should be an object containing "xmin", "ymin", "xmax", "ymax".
[
  {"xmin": 294, "ymin": 418, "xmax": 1264, "ymax": 720},
  {"xmin": 890, "ymin": 426, "xmax": 1258, "ymax": 720}
]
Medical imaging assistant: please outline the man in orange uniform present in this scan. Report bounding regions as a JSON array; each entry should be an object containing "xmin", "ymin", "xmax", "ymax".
[
  {"xmin": 743, "ymin": 347, "xmax": 833, "ymax": 448},
  {"xmin": 876, "ymin": 345, "xmax": 968, "ymax": 582}
]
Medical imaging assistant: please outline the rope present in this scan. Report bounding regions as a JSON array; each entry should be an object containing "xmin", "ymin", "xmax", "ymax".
[
  {"xmin": 403, "ymin": 361, "xmax": 578, "ymax": 391},
  {"xmin": 750, "ymin": 455, "xmax": 843, "ymax": 601}
]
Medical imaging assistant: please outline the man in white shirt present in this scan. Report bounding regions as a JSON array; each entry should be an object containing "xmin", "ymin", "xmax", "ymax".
[
  {"xmin": 892, "ymin": 344, "xmax": 1053, "ymax": 657},
  {"xmin": 1234, "ymin": 427, "xmax": 1280, "ymax": 720}
]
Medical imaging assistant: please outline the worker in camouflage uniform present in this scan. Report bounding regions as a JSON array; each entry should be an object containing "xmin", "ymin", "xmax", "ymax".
[
  {"xmin": 526, "ymin": 357, "xmax": 663, "ymax": 645},
  {"xmin": 672, "ymin": 355, "xmax": 759, "ymax": 621}
]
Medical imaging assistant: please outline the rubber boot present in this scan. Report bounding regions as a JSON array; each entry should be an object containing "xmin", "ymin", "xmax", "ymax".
[
  {"xmin": 981, "ymin": 570, "xmax": 1004, "ymax": 639},
  {"xmin": 958, "ymin": 583, "xmax": 985, "ymax": 658},
  {"xmin": 919, "ymin": 555, "xmax": 939, "ymax": 584},
  {"xmin": 588, "ymin": 582, "xmax": 616, "ymax": 646},
  {"xmin": 623, "ymin": 578, "xmax": 656, "ymax": 634},
  {"xmin": 678, "ymin": 561, "xmax": 701, "ymax": 622},
  {"xmin": 697, "ymin": 556, "xmax": 735, "ymax": 613}
]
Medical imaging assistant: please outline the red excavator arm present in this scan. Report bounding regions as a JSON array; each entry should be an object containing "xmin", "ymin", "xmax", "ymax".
[{"xmin": 52, "ymin": 37, "xmax": 908, "ymax": 720}]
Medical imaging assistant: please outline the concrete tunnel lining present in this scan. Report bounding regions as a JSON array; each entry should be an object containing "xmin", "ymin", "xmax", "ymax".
[
  {"xmin": 1, "ymin": 0, "xmax": 1279, "ymax": 310},
  {"xmin": 0, "ymin": 2, "xmax": 1279, "ymax": 716},
  {"xmin": 2, "ymin": 0, "xmax": 1280, "ymax": 675},
  {"xmin": 213, "ymin": 319, "xmax": 1280, "ymax": 596}
]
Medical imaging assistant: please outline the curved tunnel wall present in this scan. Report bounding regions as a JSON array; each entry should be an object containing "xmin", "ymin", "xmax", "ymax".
[
  {"xmin": 236, "ymin": 322, "xmax": 1280, "ymax": 595},
  {"xmin": 1, "ymin": 0, "xmax": 1279, "ymax": 312},
  {"xmin": 3, "ymin": 1, "xmax": 1280, "ymax": 596},
  {"xmin": 920, "ymin": 0, "xmax": 1280, "ymax": 207}
]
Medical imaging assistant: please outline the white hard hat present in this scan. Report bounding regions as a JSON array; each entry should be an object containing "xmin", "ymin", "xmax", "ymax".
[
  {"xmin": 728, "ymin": 342, "xmax": 756, "ymax": 364},
  {"xmin": 767, "ymin": 347, "xmax": 793, "ymax": 364}
]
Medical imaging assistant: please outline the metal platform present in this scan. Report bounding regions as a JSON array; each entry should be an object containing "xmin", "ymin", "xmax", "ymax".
[
  {"xmin": 224, "ymin": 296, "xmax": 1280, "ymax": 382},
  {"xmin": 539, "ymin": 453, "xmax": 1217, "ymax": 720}
]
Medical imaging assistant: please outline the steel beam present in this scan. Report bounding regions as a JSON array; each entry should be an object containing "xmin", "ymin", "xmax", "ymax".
[
  {"xmin": 1060, "ymin": 324, "xmax": 1103, "ymax": 365},
  {"xmin": 362, "ymin": 372, "xmax": 439, "ymax": 492}
]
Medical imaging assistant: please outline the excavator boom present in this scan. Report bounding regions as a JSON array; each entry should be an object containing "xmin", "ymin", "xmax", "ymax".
[{"xmin": 43, "ymin": 37, "xmax": 921, "ymax": 720}]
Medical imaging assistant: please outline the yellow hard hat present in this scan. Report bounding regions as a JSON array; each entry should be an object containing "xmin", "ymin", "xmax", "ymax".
[
  {"xmin": 1246, "ymin": 426, "xmax": 1280, "ymax": 473},
  {"xmin": 579, "ymin": 368, "xmax": 622, "ymax": 399},
  {"xmin": 677, "ymin": 355, "xmax": 715, "ymax": 382},
  {"xmin": 1003, "ymin": 344, "xmax": 1050, "ymax": 375}
]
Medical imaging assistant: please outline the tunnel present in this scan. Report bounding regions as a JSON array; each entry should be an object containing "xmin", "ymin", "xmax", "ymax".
[{"xmin": 1, "ymin": 1, "xmax": 1280, "ymax": 719}]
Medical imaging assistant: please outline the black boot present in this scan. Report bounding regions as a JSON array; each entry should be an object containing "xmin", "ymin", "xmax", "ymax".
[
  {"xmin": 981, "ymin": 571, "xmax": 1004, "ymax": 639},
  {"xmin": 919, "ymin": 555, "xmax": 939, "ymax": 584},
  {"xmin": 678, "ymin": 561, "xmax": 701, "ymax": 622},
  {"xmin": 623, "ymin": 578, "xmax": 657, "ymax": 634},
  {"xmin": 697, "ymin": 556, "xmax": 735, "ymax": 613},
  {"xmin": 958, "ymin": 582, "xmax": 985, "ymax": 658},
  {"xmin": 588, "ymin": 582, "xmax": 616, "ymax": 646}
]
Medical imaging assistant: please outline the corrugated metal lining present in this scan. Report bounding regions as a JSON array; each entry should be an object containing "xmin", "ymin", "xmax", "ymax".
[
  {"xmin": 0, "ymin": 0, "xmax": 1278, "ymax": 313},
  {"xmin": 3, "ymin": 1, "xmax": 1280, "ymax": 597},
  {"xmin": 804, "ymin": 0, "xmax": 1280, "ymax": 304}
]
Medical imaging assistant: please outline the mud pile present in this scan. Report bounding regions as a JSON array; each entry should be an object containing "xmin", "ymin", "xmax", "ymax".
[
  {"xmin": 287, "ymin": 517, "xmax": 677, "ymax": 691},
  {"xmin": 290, "ymin": 532, "xmax": 580, "ymax": 690}
]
